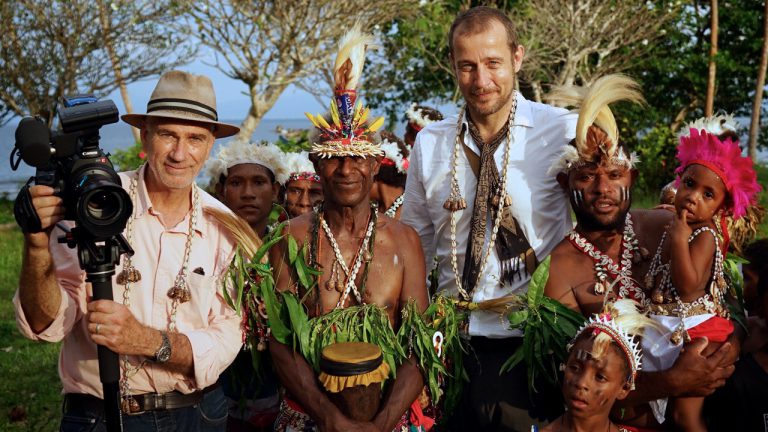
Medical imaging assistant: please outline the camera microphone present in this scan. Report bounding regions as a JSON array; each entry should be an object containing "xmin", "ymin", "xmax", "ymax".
[{"xmin": 15, "ymin": 117, "xmax": 52, "ymax": 168}]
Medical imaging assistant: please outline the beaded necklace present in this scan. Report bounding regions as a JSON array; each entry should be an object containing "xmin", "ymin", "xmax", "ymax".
[
  {"xmin": 117, "ymin": 167, "xmax": 199, "ymax": 413},
  {"xmin": 384, "ymin": 193, "xmax": 404, "ymax": 218},
  {"xmin": 318, "ymin": 202, "xmax": 378, "ymax": 309},
  {"xmin": 444, "ymin": 96, "xmax": 517, "ymax": 301},
  {"xmin": 567, "ymin": 213, "xmax": 647, "ymax": 303}
]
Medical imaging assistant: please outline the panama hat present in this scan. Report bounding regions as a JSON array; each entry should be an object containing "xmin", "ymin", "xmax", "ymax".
[{"xmin": 121, "ymin": 70, "xmax": 240, "ymax": 138}]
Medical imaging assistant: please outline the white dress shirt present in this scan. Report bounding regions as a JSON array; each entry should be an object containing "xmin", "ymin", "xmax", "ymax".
[{"xmin": 401, "ymin": 92, "xmax": 576, "ymax": 338}]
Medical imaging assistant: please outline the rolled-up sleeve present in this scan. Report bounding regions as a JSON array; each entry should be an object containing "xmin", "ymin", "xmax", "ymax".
[{"xmin": 14, "ymin": 225, "xmax": 87, "ymax": 342}]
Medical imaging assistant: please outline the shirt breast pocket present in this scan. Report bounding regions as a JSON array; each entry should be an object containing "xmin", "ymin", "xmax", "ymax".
[{"xmin": 177, "ymin": 272, "xmax": 218, "ymax": 330}]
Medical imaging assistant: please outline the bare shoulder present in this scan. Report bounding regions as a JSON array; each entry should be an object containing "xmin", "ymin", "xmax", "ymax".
[
  {"xmin": 378, "ymin": 216, "xmax": 421, "ymax": 244},
  {"xmin": 632, "ymin": 208, "xmax": 672, "ymax": 230},
  {"xmin": 285, "ymin": 213, "xmax": 314, "ymax": 246}
]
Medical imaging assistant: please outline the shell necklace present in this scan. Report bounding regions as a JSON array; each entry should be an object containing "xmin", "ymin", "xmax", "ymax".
[
  {"xmin": 117, "ymin": 167, "xmax": 198, "ymax": 413},
  {"xmin": 319, "ymin": 202, "xmax": 378, "ymax": 309},
  {"xmin": 444, "ymin": 95, "xmax": 516, "ymax": 301},
  {"xmin": 384, "ymin": 193, "xmax": 405, "ymax": 218},
  {"xmin": 567, "ymin": 213, "xmax": 648, "ymax": 303}
]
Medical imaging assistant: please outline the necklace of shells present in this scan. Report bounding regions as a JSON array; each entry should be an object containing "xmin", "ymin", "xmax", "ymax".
[
  {"xmin": 567, "ymin": 213, "xmax": 648, "ymax": 303},
  {"xmin": 116, "ymin": 167, "xmax": 198, "ymax": 413},
  {"xmin": 319, "ymin": 202, "xmax": 378, "ymax": 309},
  {"xmin": 384, "ymin": 193, "xmax": 405, "ymax": 218},
  {"xmin": 444, "ymin": 94, "xmax": 517, "ymax": 301}
]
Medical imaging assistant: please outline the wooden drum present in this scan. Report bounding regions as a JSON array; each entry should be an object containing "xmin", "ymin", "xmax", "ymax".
[{"xmin": 318, "ymin": 342, "xmax": 390, "ymax": 422}]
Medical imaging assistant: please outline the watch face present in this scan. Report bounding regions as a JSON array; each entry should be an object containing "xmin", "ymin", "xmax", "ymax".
[{"xmin": 156, "ymin": 345, "xmax": 171, "ymax": 363}]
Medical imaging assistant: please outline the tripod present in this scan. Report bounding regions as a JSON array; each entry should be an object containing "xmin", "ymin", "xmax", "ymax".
[{"xmin": 61, "ymin": 227, "xmax": 134, "ymax": 432}]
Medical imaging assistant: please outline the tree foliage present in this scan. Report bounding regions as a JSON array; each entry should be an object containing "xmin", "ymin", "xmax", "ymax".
[
  {"xmin": 0, "ymin": 0, "xmax": 192, "ymax": 127},
  {"xmin": 180, "ymin": 0, "xmax": 417, "ymax": 143}
]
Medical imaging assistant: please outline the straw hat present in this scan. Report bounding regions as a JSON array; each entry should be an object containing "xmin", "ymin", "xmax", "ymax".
[{"xmin": 122, "ymin": 70, "xmax": 240, "ymax": 138}]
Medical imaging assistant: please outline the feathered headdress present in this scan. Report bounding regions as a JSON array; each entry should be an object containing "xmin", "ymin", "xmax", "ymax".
[
  {"xmin": 569, "ymin": 299, "xmax": 655, "ymax": 390},
  {"xmin": 679, "ymin": 113, "xmax": 739, "ymax": 139},
  {"xmin": 276, "ymin": 151, "xmax": 320, "ymax": 185},
  {"xmin": 380, "ymin": 134, "xmax": 409, "ymax": 174},
  {"xmin": 405, "ymin": 103, "xmax": 443, "ymax": 131},
  {"xmin": 547, "ymin": 74, "xmax": 645, "ymax": 175},
  {"xmin": 674, "ymin": 128, "xmax": 760, "ymax": 219},
  {"xmin": 305, "ymin": 24, "xmax": 384, "ymax": 158},
  {"xmin": 205, "ymin": 140, "xmax": 282, "ymax": 189}
]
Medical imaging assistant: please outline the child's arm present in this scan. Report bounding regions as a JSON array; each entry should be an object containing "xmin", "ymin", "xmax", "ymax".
[{"xmin": 669, "ymin": 209, "xmax": 716, "ymax": 302}]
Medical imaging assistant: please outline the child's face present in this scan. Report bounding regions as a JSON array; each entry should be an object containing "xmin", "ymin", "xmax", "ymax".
[
  {"xmin": 562, "ymin": 336, "xmax": 632, "ymax": 420},
  {"xmin": 674, "ymin": 164, "xmax": 727, "ymax": 224}
]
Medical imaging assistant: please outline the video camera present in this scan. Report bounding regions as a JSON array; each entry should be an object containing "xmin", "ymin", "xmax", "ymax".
[{"xmin": 11, "ymin": 95, "xmax": 133, "ymax": 240}]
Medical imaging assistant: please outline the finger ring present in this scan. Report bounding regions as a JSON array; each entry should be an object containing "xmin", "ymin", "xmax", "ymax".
[{"xmin": 95, "ymin": 323, "xmax": 101, "ymax": 335}]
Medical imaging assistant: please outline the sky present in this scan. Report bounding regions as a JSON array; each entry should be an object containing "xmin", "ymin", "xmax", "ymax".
[{"xmin": 106, "ymin": 55, "xmax": 325, "ymax": 122}]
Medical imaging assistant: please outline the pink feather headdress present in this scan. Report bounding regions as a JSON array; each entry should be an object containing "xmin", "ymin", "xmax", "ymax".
[{"xmin": 674, "ymin": 128, "xmax": 761, "ymax": 219}]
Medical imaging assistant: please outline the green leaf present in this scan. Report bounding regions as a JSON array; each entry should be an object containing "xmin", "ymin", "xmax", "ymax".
[
  {"xmin": 527, "ymin": 256, "xmax": 551, "ymax": 309},
  {"xmin": 287, "ymin": 236, "xmax": 299, "ymax": 264},
  {"xmin": 507, "ymin": 309, "xmax": 529, "ymax": 328}
]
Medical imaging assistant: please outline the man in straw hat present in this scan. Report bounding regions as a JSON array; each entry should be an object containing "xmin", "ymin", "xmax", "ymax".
[
  {"xmin": 268, "ymin": 26, "xmax": 430, "ymax": 431},
  {"xmin": 401, "ymin": 6, "xmax": 577, "ymax": 430},
  {"xmin": 543, "ymin": 82, "xmax": 740, "ymax": 430},
  {"xmin": 14, "ymin": 70, "xmax": 243, "ymax": 430}
]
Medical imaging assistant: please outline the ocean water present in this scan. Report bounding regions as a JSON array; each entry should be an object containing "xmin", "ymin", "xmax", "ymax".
[{"xmin": 0, "ymin": 118, "xmax": 311, "ymax": 196}]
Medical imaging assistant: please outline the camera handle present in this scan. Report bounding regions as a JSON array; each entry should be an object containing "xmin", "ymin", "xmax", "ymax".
[{"xmin": 60, "ymin": 227, "xmax": 134, "ymax": 432}]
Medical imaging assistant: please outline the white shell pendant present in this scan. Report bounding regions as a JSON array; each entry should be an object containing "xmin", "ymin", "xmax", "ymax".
[{"xmin": 593, "ymin": 281, "xmax": 606, "ymax": 295}]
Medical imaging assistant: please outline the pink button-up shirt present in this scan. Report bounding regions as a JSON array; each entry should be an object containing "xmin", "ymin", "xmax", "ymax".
[{"xmin": 14, "ymin": 165, "xmax": 242, "ymax": 397}]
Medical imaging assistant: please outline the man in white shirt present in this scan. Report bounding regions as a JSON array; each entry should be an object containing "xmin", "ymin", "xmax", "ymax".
[{"xmin": 401, "ymin": 6, "xmax": 575, "ymax": 431}]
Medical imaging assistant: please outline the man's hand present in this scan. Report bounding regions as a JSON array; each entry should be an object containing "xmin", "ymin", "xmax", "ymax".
[
  {"xmin": 87, "ymin": 300, "xmax": 155, "ymax": 357},
  {"xmin": 669, "ymin": 337, "xmax": 735, "ymax": 397},
  {"xmin": 25, "ymin": 185, "xmax": 65, "ymax": 249},
  {"xmin": 668, "ymin": 208, "xmax": 692, "ymax": 245},
  {"xmin": 320, "ymin": 410, "xmax": 379, "ymax": 432}
]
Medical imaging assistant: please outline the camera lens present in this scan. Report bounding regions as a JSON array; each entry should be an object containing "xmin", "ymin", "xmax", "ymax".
[
  {"xmin": 85, "ymin": 190, "xmax": 121, "ymax": 222},
  {"xmin": 77, "ymin": 182, "xmax": 132, "ymax": 239}
]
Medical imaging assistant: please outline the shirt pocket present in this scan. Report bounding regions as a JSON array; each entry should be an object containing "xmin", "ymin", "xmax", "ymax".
[{"xmin": 175, "ymin": 272, "xmax": 218, "ymax": 331}]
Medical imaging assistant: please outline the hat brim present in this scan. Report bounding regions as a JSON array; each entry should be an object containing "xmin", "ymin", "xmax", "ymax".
[{"xmin": 122, "ymin": 112, "xmax": 240, "ymax": 139}]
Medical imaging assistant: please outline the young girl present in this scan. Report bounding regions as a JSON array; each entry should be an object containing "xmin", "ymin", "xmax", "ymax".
[
  {"xmin": 536, "ymin": 299, "xmax": 656, "ymax": 432},
  {"xmin": 644, "ymin": 125, "xmax": 761, "ymax": 431}
]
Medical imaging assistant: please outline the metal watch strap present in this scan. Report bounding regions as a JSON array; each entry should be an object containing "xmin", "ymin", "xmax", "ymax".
[{"xmin": 153, "ymin": 331, "xmax": 171, "ymax": 363}]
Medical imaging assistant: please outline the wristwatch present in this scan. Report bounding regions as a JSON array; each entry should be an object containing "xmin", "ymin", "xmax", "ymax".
[{"xmin": 153, "ymin": 331, "xmax": 172, "ymax": 363}]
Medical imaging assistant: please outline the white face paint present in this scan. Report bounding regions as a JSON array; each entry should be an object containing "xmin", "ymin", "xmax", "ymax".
[{"xmin": 393, "ymin": 255, "xmax": 399, "ymax": 266}]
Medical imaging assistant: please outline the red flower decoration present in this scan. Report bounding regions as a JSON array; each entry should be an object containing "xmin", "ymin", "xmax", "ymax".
[{"xmin": 138, "ymin": 151, "xmax": 146, "ymax": 160}]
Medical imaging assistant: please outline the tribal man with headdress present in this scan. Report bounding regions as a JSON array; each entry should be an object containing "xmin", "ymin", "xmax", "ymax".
[
  {"xmin": 370, "ymin": 131, "xmax": 410, "ymax": 219},
  {"xmin": 277, "ymin": 151, "xmax": 324, "ymax": 218},
  {"xmin": 543, "ymin": 75, "xmax": 740, "ymax": 430},
  {"xmin": 404, "ymin": 104, "xmax": 444, "ymax": 147},
  {"xmin": 268, "ymin": 25, "xmax": 431, "ymax": 432}
]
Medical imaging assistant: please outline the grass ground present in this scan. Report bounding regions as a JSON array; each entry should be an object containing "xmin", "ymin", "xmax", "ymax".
[
  {"xmin": 0, "ymin": 227, "xmax": 62, "ymax": 432},
  {"xmin": 0, "ymin": 164, "xmax": 764, "ymax": 430}
]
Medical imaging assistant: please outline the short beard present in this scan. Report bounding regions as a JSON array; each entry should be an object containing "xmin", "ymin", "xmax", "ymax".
[
  {"xmin": 573, "ymin": 202, "xmax": 631, "ymax": 232},
  {"xmin": 467, "ymin": 86, "xmax": 514, "ymax": 117}
]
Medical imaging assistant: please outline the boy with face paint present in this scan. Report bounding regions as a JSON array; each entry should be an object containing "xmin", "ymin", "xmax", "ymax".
[
  {"xmin": 537, "ymin": 300, "xmax": 657, "ymax": 432},
  {"xmin": 544, "ymin": 79, "xmax": 741, "ymax": 430}
]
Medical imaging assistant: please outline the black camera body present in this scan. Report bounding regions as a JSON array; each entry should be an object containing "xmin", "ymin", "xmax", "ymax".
[{"xmin": 12, "ymin": 95, "xmax": 133, "ymax": 241}]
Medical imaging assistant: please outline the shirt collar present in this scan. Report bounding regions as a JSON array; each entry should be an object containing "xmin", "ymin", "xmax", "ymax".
[{"xmin": 132, "ymin": 164, "xmax": 205, "ymax": 237}]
